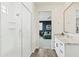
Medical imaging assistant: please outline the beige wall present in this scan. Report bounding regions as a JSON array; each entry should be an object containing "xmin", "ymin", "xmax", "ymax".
[
  {"xmin": 36, "ymin": 4, "xmax": 64, "ymax": 34},
  {"xmin": 53, "ymin": 6, "xmax": 64, "ymax": 34},
  {"xmin": 31, "ymin": 3, "xmax": 39, "ymax": 52}
]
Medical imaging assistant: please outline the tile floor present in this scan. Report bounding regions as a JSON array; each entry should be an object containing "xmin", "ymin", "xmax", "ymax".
[{"xmin": 31, "ymin": 49, "xmax": 58, "ymax": 57}]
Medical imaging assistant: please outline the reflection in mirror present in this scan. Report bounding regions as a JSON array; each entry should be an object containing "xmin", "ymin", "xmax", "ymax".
[
  {"xmin": 64, "ymin": 3, "xmax": 79, "ymax": 34},
  {"xmin": 76, "ymin": 10, "xmax": 79, "ymax": 33}
]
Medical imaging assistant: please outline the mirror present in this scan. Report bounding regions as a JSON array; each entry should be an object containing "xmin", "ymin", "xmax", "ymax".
[
  {"xmin": 64, "ymin": 3, "xmax": 79, "ymax": 33},
  {"xmin": 76, "ymin": 10, "xmax": 79, "ymax": 33}
]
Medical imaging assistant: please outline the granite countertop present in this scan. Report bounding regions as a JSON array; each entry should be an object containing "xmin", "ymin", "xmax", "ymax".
[{"xmin": 55, "ymin": 34, "xmax": 79, "ymax": 44}]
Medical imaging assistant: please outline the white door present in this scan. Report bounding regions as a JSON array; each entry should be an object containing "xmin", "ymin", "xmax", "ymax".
[
  {"xmin": 1, "ymin": 2, "xmax": 21, "ymax": 57},
  {"xmin": 22, "ymin": 4, "xmax": 32, "ymax": 57}
]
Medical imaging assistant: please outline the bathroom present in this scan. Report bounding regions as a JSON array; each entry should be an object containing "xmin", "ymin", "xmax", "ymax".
[{"xmin": 0, "ymin": 2, "xmax": 79, "ymax": 57}]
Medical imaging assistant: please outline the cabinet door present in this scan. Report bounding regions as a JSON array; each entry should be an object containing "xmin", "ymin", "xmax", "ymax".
[
  {"xmin": 55, "ymin": 38, "xmax": 59, "ymax": 56},
  {"xmin": 1, "ymin": 2, "xmax": 21, "ymax": 57},
  {"xmin": 59, "ymin": 40, "xmax": 64, "ymax": 57},
  {"xmin": 55, "ymin": 38, "xmax": 64, "ymax": 57},
  {"xmin": 22, "ymin": 4, "xmax": 32, "ymax": 57}
]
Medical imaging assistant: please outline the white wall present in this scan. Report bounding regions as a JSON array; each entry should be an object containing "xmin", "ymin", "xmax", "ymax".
[
  {"xmin": 20, "ymin": 2, "xmax": 38, "ymax": 54},
  {"xmin": 53, "ymin": 6, "xmax": 64, "ymax": 34},
  {"xmin": 28, "ymin": 3, "xmax": 39, "ymax": 52},
  {"xmin": 21, "ymin": 3, "xmax": 32, "ymax": 57}
]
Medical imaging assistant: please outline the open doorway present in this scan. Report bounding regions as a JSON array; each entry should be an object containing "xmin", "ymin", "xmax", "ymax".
[{"xmin": 39, "ymin": 11, "xmax": 52, "ymax": 49}]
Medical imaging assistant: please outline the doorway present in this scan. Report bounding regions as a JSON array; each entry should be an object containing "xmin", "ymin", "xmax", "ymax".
[{"xmin": 39, "ymin": 11, "xmax": 52, "ymax": 49}]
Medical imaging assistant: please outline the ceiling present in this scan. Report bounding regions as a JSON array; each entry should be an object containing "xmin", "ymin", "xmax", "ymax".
[{"xmin": 34, "ymin": 2, "xmax": 66, "ymax": 6}]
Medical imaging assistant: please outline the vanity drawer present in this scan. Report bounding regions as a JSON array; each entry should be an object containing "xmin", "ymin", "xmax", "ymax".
[{"xmin": 55, "ymin": 37, "xmax": 64, "ymax": 57}]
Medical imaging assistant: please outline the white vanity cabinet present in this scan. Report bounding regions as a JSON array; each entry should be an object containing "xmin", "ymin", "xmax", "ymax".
[
  {"xmin": 58, "ymin": 39, "xmax": 65, "ymax": 57},
  {"xmin": 55, "ymin": 37, "xmax": 65, "ymax": 57},
  {"xmin": 55, "ymin": 35, "xmax": 79, "ymax": 57}
]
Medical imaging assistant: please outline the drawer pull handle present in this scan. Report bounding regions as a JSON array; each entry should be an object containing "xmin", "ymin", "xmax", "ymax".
[
  {"xmin": 56, "ymin": 43, "xmax": 58, "ymax": 47},
  {"xmin": 60, "ymin": 43, "xmax": 63, "ymax": 46},
  {"xmin": 60, "ymin": 49, "xmax": 63, "ymax": 54}
]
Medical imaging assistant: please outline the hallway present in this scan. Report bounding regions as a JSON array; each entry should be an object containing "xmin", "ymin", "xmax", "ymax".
[{"xmin": 31, "ymin": 49, "xmax": 57, "ymax": 57}]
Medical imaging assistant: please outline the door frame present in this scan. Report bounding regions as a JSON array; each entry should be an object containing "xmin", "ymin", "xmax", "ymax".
[{"xmin": 38, "ymin": 11, "xmax": 53, "ymax": 49}]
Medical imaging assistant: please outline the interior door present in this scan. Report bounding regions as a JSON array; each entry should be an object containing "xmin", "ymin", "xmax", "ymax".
[
  {"xmin": 1, "ymin": 2, "xmax": 21, "ymax": 57},
  {"xmin": 22, "ymin": 4, "xmax": 32, "ymax": 57}
]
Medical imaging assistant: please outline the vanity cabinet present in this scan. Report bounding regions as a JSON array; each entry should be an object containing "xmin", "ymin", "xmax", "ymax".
[
  {"xmin": 55, "ymin": 35, "xmax": 79, "ymax": 57},
  {"xmin": 55, "ymin": 37, "xmax": 64, "ymax": 57}
]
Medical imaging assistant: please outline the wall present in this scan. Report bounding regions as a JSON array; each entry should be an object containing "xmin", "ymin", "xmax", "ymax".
[
  {"xmin": 53, "ymin": 6, "xmax": 64, "ymax": 34},
  {"xmin": 31, "ymin": 3, "xmax": 39, "ymax": 52},
  {"xmin": 22, "ymin": 2, "xmax": 39, "ymax": 53},
  {"xmin": 21, "ymin": 3, "xmax": 32, "ymax": 57},
  {"xmin": 36, "ymin": 4, "xmax": 64, "ymax": 34}
]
